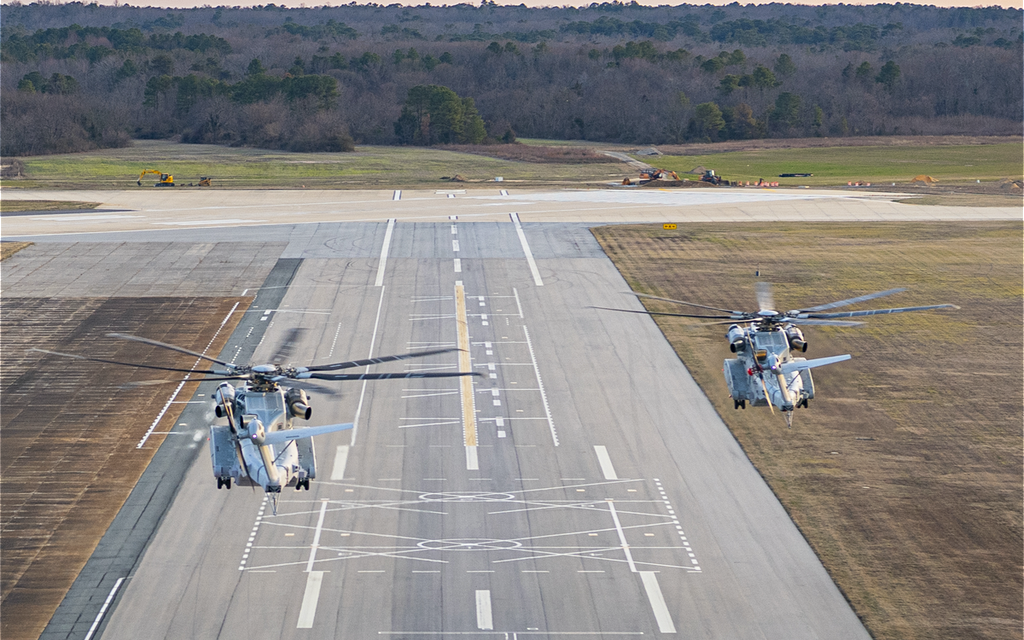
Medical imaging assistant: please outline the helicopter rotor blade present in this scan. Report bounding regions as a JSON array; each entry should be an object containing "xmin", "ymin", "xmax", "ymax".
[
  {"xmin": 590, "ymin": 306, "xmax": 739, "ymax": 320},
  {"xmin": 796, "ymin": 288, "xmax": 907, "ymax": 313},
  {"xmin": 755, "ymin": 281, "xmax": 775, "ymax": 312},
  {"xmin": 106, "ymin": 333, "xmax": 236, "ymax": 368},
  {"xmin": 629, "ymin": 292, "xmax": 748, "ymax": 316},
  {"xmin": 299, "ymin": 371, "xmax": 481, "ymax": 381},
  {"xmin": 799, "ymin": 304, "xmax": 958, "ymax": 320},
  {"xmin": 301, "ymin": 347, "xmax": 462, "ymax": 372},
  {"xmin": 786, "ymin": 318, "xmax": 865, "ymax": 327},
  {"xmin": 29, "ymin": 348, "xmax": 230, "ymax": 375}
]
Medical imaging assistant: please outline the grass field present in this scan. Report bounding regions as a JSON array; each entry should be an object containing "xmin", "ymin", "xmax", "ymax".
[
  {"xmin": 592, "ymin": 221, "xmax": 1023, "ymax": 640},
  {"xmin": 3, "ymin": 140, "xmax": 625, "ymax": 190},
  {"xmin": 647, "ymin": 142, "xmax": 1022, "ymax": 187}
]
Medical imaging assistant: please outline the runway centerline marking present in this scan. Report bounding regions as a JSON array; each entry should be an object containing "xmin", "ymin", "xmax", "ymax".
[
  {"xmin": 608, "ymin": 500, "xmax": 637, "ymax": 572},
  {"xmin": 331, "ymin": 445, "xmax": 349, "ymax": 481},
  {"xmin": 476, "ymin": 590, "xmax": 494, "ymax": 630},
  {"xmin": 351, "ymin": 285, "xmax": 386, "ymax": 446},
  {"xmin": 374, "ymin": 217, "xmax": 396, "ymax": 287},
  {"xmin": 639, "ymin": 571, "xmax": 677, "ymax": 633},
  {"xmin": 510, "ymin": 212, "xmax": 543, "ymax": 286},
  {"xmin": 455, "ymin": 281, "xmax": 479, "ymax": 468},
  {"xmin": 296, "ymin": 571, "xmax": 324, "ymax": 629},
  {"xmin": 595, "ymin": 446, "xmax": 618, "ymax": 480}
]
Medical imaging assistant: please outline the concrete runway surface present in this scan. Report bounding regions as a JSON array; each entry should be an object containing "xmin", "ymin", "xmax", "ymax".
[{"xmin": 9, "ymin": 187, "xmax": 1013, "ymax": 639}]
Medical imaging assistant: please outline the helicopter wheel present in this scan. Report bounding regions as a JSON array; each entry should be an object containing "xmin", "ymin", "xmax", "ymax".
[
  {"xmin": 734, "ymin": 400, "xmax": 746, "ymax": 410},
  {"xmin": 225, "ymin": 478, "xmax": 232, "ymax": 489}
]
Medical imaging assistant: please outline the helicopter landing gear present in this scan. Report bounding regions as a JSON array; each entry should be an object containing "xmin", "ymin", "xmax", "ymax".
[
  {"xmin": 734, "ymin": 399, "xmax": 746, "ymax": 410},
  {"xmin": 296, "ymin": 478, "xmax": 310, "ymax": 491},
  {"xmin": 217, "ymin": 477, "xmax": 232, "ymax": 489},
  {"xmin": 798, "ymin": 398, "xmax": 809, "ymax": 409}
]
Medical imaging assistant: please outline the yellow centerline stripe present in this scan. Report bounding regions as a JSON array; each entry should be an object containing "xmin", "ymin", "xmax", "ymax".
[{"xmin": 455, "ymin": 283, "xmax": 477, "ymax": 447}]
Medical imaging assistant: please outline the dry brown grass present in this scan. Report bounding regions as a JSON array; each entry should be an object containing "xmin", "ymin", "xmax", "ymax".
[
  {"xmin": 1, "ymin": 242, "xmax": 32, "ymax": 261},
  {"xmin": 0, "ymin": 200, "xmax": 99, "ymax": 213},
  {"xmin": 592, "ymin": 221, "xmax": 1023, "ymax": 640}
]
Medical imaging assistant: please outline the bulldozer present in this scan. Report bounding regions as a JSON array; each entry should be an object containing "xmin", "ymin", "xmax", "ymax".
[
  {"xmin": 699, "ymin": 170, "xmax": 723, "ymax": 185},
  {"xmin": 138, "ymin": 170, "xmax": 175, "ymax": 187}
]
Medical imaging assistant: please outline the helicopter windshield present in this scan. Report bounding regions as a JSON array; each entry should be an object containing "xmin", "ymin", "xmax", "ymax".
[
  {"xmin": 752, "ymin": 331, "xmax": 788, "ymax": 352},
  {"xmin": 242, "ymin": 392, "xmax": 286, "ymax": 425}
]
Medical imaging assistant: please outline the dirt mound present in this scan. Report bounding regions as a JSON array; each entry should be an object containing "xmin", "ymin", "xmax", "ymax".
[
  {"xmin": 638, "ymin": 179, "xmax": 718, "ymax": 188},
  {"xmin": 687, "ymin": 165, "xmax": 707, "ymax": 175},
  {"xmin": 911, "ymin": 175, "xmax": 938, "ymax": 184}
]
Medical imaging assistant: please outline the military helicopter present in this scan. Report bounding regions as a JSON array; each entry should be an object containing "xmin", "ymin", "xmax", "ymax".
[
  {"xmin": 599, "ymin": 283, "xmax": 957, "ymax": 427},
  {"xmin": 35, "ymin": 330, "xmax": 478, "ymax": 512}
]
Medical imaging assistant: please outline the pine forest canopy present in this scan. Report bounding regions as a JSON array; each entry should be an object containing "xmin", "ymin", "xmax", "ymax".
[{"xmin": 1, "ymin": 1, "xmax": 1021, "ymax": 156}]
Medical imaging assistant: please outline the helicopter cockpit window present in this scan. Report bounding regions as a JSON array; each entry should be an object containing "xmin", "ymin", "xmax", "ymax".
[
  {"xmin": 243, "ymin": 393, "xmax": 286, "ymax": 420},
  {"xmin": 753, "ymin": 331, "xmax": 788, "ymax": 352}
]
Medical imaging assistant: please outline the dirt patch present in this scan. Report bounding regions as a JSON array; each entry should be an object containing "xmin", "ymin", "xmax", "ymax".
[
  {"xmin": 0, "ymin": 297, "xmax": 249, "ymax": 640},
  {"xmin": 439, "ymin": 143, "xmax": 611, "ymax": 164},
  {"xmin": 592, "ymin": 221, "xmax": 1023, "ymax": 640}
]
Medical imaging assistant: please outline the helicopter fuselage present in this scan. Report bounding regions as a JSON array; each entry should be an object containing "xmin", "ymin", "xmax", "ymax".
[{"xmin": 723, "ymin": 323, "xmax": 815, "ymax": 413}]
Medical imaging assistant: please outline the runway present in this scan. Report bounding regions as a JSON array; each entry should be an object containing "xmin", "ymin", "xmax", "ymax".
[{"xmin": 12, "ymin": 187, "xmax": 1012, "ymax": 639}]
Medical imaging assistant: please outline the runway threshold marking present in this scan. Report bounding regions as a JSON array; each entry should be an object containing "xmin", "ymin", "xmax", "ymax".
[
  {"xmin": 510, "ymin": 212, "xmax": 543, "ymax": 286},
  {"xmin": 594, "ymin": 446, "xmax": 618, "ymax": 480},
  {"xmin": 639, "ymin": 571, "xmax": 677, "ymax": 633},
  {"xmin": 476, "ymin": 590, "xmax": 494, "ymax": 630},
  {"xmin": 331, "ymin": 445, "xmax": 350, "ymax": 480},
  {"xmin": 374, "ymin": 218, "xmax": 396, "ymax": 287},
  {"xmin": 296, "ymin": 571, "xmax": 325, "ymax": 629},
  {"xmin": 455, "ymin": 281, "xmax": 479, "ymax": 468}
]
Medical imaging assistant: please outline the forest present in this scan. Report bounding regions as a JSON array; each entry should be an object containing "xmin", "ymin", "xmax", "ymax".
[{"xmin": 1, "ymin": 1, "xmax": 1021, "ymax": 156}]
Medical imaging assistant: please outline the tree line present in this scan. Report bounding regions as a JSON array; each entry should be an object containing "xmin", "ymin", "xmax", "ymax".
[{"xmin": 1, "ymin": 1, "xmax": 1020, "ymax": 157}]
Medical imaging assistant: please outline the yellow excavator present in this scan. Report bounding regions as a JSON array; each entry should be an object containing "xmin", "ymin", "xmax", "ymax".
[{"xmin": 138, "ymin": 170, "xmax": 175, "ymax": 187}]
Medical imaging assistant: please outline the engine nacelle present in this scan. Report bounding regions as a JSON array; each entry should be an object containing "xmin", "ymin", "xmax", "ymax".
[
  {"xmin": 785, "ymin": 326, "xmax": 808, "ymax": 352},
  {"xmin": 214, "ymin": 383, "xmax": 236, "ymax": 418},
  {"xmin": 285, "ymin": 388, "xmax": 312, "ymax": 420},
  {"xmin": 726, "ymin": 325, "xmax": 746, "ymax": 353}
]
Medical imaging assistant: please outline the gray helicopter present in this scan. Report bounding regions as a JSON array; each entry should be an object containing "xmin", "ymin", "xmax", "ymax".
[
  {"xmin": 601, "ymin": 283, "xmax": 956, "ymax": 427},
  {"xmin": 35, "ymin": 330, "xmax": 478, "ymax": 512}
]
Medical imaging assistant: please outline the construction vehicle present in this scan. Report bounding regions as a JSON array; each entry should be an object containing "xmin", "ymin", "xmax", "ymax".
[
  {"xmin": 622, "ymin": 168, "xmax": 680, "ymax": 185},
  {"xmin": 197, "ymin": 177, "xmax": 211, "ymax": 187},
  {"xmin": 138, "ymin": 170, "xmax": 174, "ymax": 187},
  {"xmin": 700, "ymin": 170, "xmax": 723, "ymax": 185}
]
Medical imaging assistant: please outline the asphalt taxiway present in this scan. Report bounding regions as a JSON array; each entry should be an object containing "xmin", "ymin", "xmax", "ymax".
[{"xmin": 8, "ymin": 187, "xmax": 1014, "ymax": 639}]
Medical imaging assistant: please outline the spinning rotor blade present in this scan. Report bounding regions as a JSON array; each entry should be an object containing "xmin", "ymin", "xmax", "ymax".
[
  {"xmin": 300, "ymin": 371, "xmax": 481, "ymax": 381},
  {"xmin": 797, "ymin": 288, "xmax": 907, "ymax": 313},
  {"xmin": 590, "ymin": 306, "xmax": 738, "ymax": 320},
  {"xmin": 786, "ymin": 319, "xmax": 865, "ymax": 327},
  {"xmin": 269, "ymin": 328, "xmax": 306, "ymax": 364},
  {"xmin": 630, "ymin": 292, "xmax": 748, "ymax": 316},
  {"xmin": 755, "ymin": 281, "xmax": 775, "ymax": 312},
  {"xmin": 800, "ymin": 304, "xmax": 958, "ymax": 320},
  {"xmin": 301, "ymin": 347, "xmax": 461, "ymax": 372},
  {"xmin": 107, "ymin": 333, "xmax": 235, "ymax": 368},
  {"xmin": 29, "ymin": 348, "xmax": 229, "ymax": 375}
]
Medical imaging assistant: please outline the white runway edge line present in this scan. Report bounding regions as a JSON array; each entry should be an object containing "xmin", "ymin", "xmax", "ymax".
[
  {"xmin": 475, "ymin": 590, "xmax": 494, "ymax": 630},
  {"xmin": 137, "ymin": 301, "xmax": 240, "ymax": 448},
  {"xmin": 375, "ymin": 218, "xmax": 396, "ymax": 287},
  {"xmin": 331, "ymin": 445, "xmax": 350, "ymax": 480},
  {"xmin": 350, "ymin": 286, "xmax": 387, "ymax": 447},
  {"xmin": 296, "ymin": 571, "xmax": 325, "ymax": 629},
  {"xmin": 639, "ymin": 571, "xmax": 677, "ymax": 634},
  {"xmin": 594, "ymin": 445, "xmax": 618, "ymax": 480},
  {"xmin": 510, "ymin": 212, "xmax": 543, "ymax": 286},
  {"xmin": 82, "ymin": 577, "xmax": 125, "ymax": 640},
  {"xmin": 522, "ymin": 325, "xmax": 558, "ymax": 446}
]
